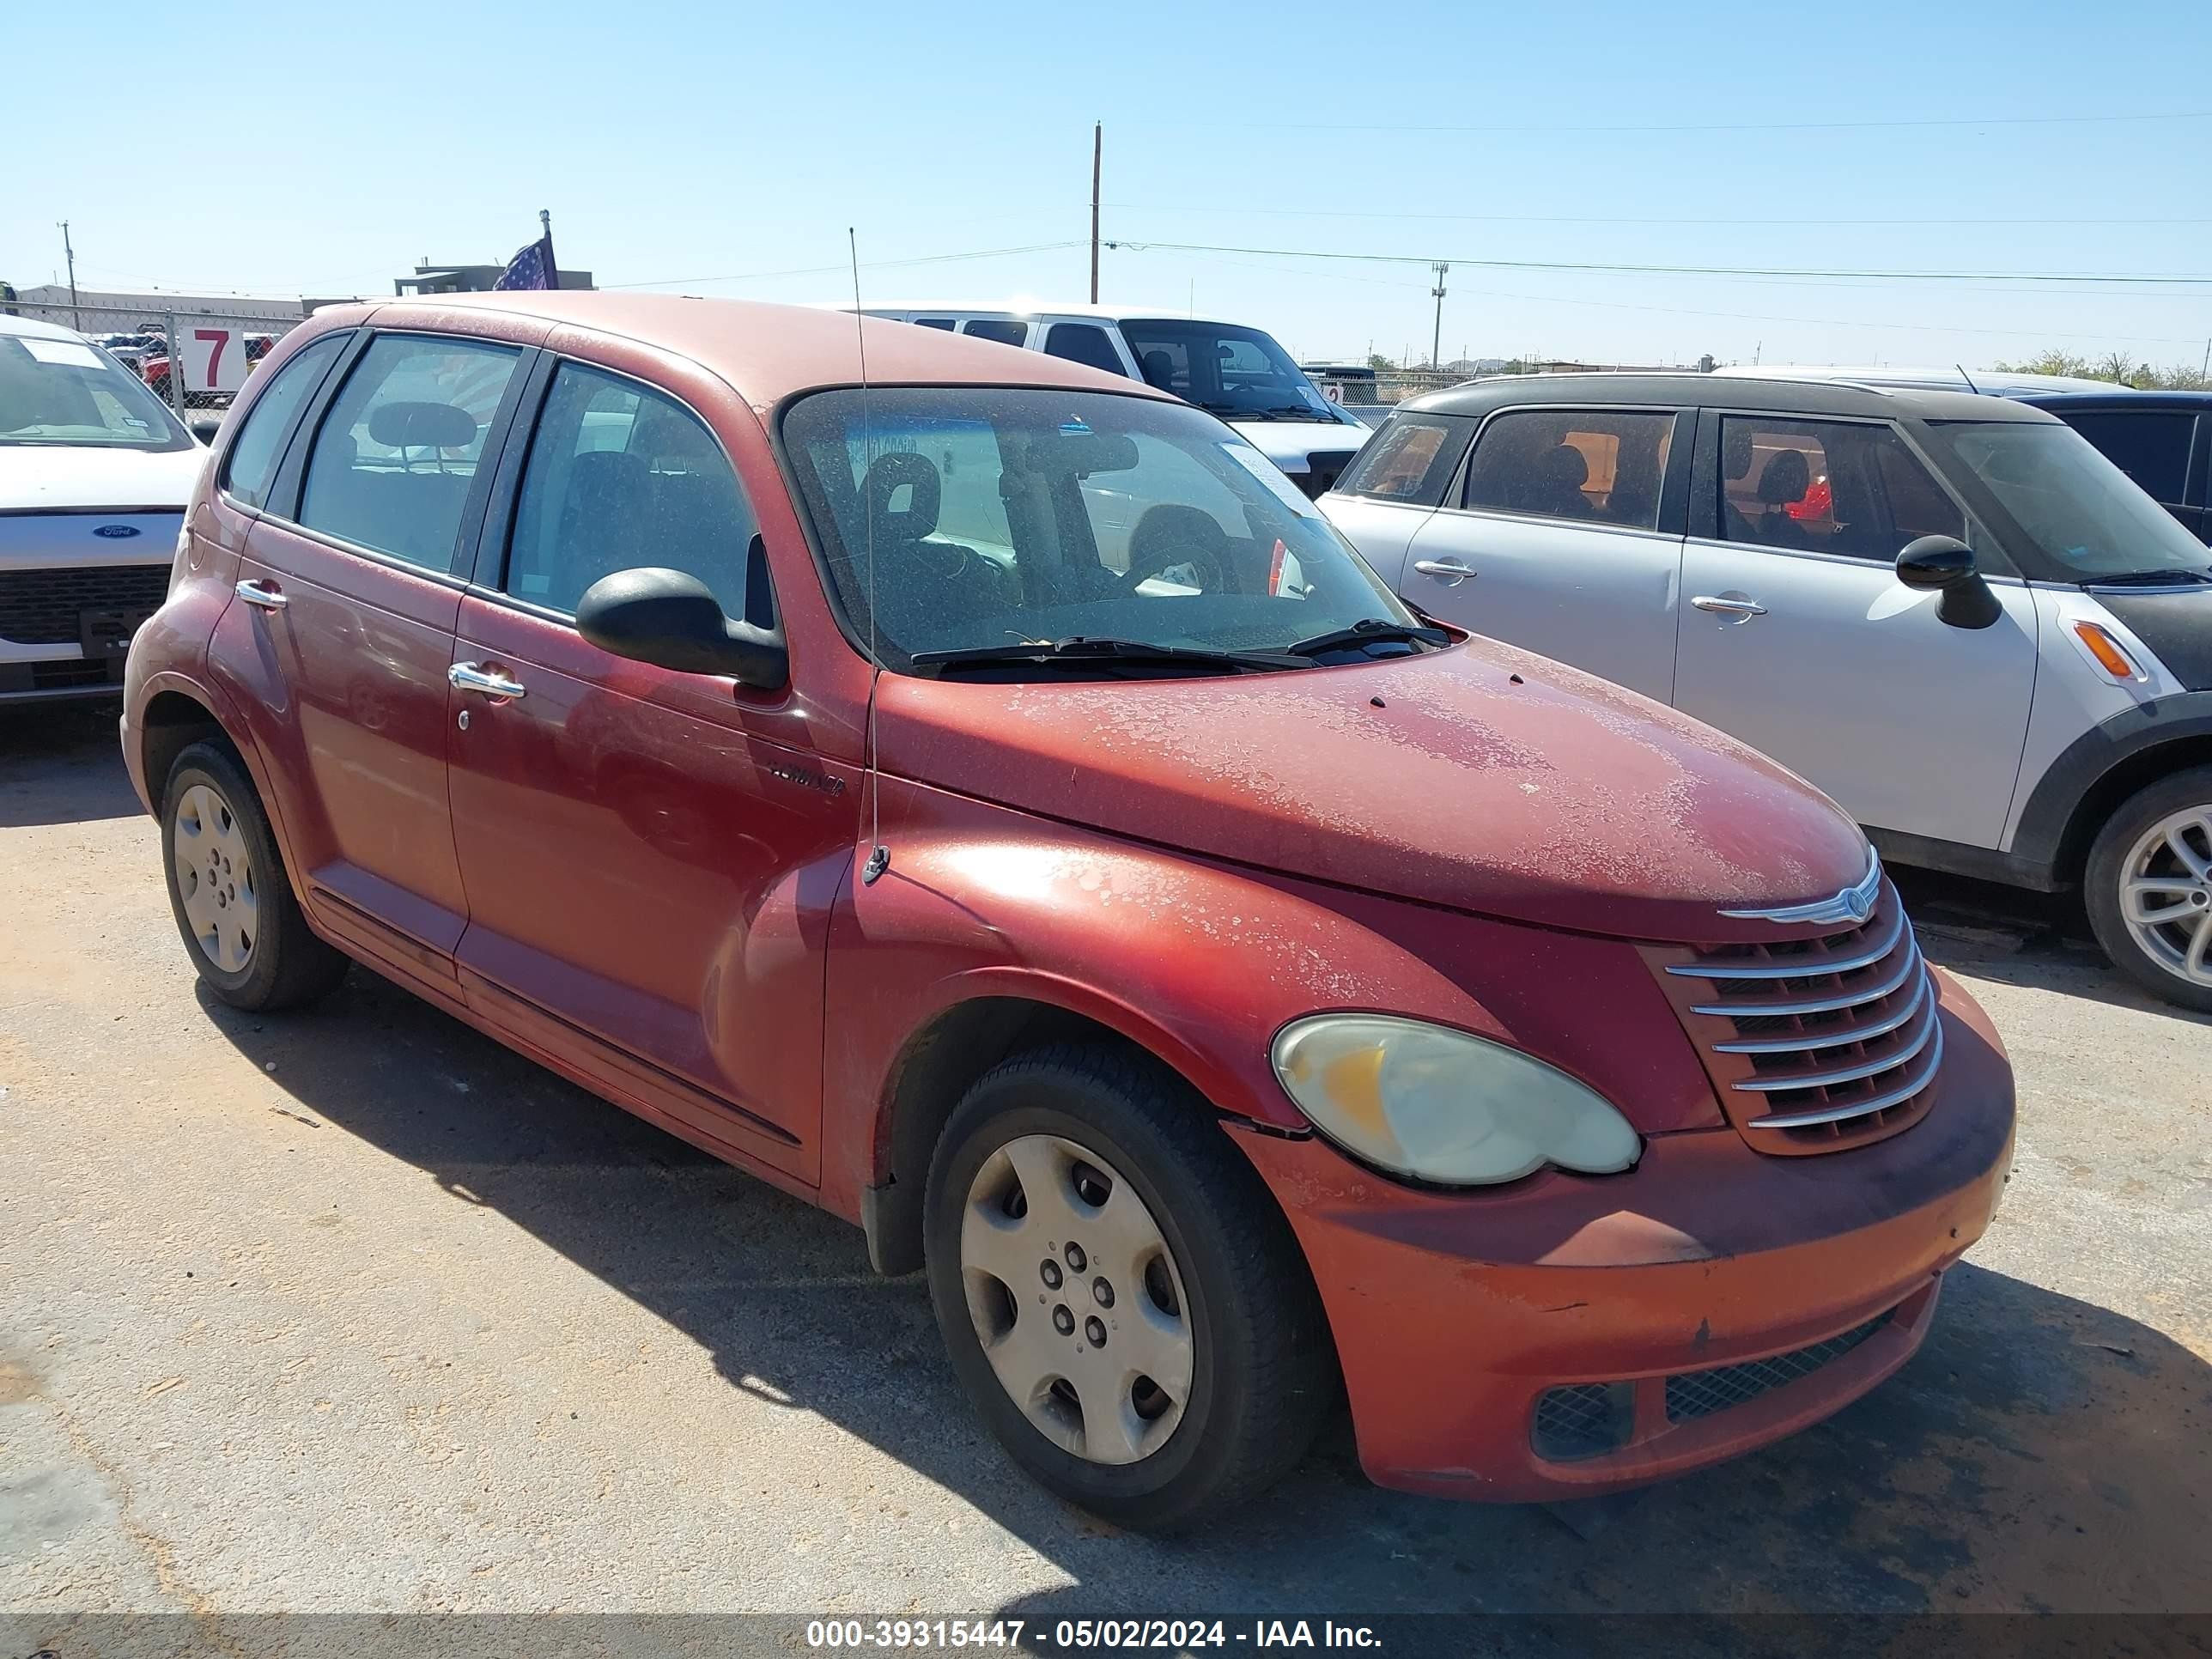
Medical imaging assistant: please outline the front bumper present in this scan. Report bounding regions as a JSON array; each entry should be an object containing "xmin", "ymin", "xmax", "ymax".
[{"xmin": 1231, "ymin": 969, "xmax": 2016, "ymax": 1502}]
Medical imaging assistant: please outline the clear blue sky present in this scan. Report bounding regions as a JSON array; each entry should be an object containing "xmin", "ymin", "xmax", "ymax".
[{"xmin": 12, "ymin": 0, "xmax": 2212, "ymax": 370}]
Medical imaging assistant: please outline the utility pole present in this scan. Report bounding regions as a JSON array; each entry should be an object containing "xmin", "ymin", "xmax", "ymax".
[
  {"xmin": 58, "ymin": 221, "xmax": 80, "ymax": 331},
  {"xmin": 1430, "ymin": 262, "xmax": 1448, "ymax": 369},
  {"xmin": 1089, "ymin": 123, "xmax": 1103, "ymax": 305}
]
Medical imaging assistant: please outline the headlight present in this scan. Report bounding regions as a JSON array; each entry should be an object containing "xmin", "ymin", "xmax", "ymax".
[{"xmin": 1270, "ymin": 1015, "xmax": 1640, "ymax": 1186}]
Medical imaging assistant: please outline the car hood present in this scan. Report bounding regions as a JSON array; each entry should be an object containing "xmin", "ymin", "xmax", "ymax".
[
  {"xmin": 0, "ymin": 441, "xmax": 205, "ymax": 512},
  {"xmin": 875, "ymin": 635, "xmax": 1872, "ymax": 944},
  {"xmin": 1226, "ymin": 417, "xmax": 1370, "ymax": 473}
]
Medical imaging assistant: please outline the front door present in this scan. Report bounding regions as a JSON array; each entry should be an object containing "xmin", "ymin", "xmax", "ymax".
[
  {"xmin": 444, "ymin": 358, "xmax": 854, "ymax": 1178},
  {"xmin": 223, "ymin": 330, "xmax": 528, "ymax": 982},
  {"xmin": 1672, "ymin": 411, "xmax": 2038, "ymax": 849},
  {"xmin": 1396, "ymin": 405, "xmax": 1687, "ymax": 701}
]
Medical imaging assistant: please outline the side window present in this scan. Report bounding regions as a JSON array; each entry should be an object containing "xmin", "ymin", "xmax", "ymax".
[
  {"xmin": 961, "ymin": 319, "xmax": 1029, "ymax": 348},
  {"xmin": 1464, "ymin": 410, "xmax": 1675, "ymax": 529},
  {"xmin": 1334, "ymin": 415, "xmax": 1468, "ymax": 505},
  {"xmin": 2060, "ymin": 412, "xmax": 2195, "ymax": 504},
  {"xmin": 506, "ymin": 362, "xmax": 764, "ymax": 623},
  {"xmin": 297, "ymin": 334, "xmax": 521, "ymax": 571},
  {"xmin": 221, "ymin": 333, "xmax": 346, "ymax": 509},
  {"xmin": 1043, "ymin": 323, "xmax": 1129, "ymax": 376},
  {"xmin": 1718, "ymin": 416, "xmax": 1962, "ymax": 562},
  {"xmin": 912, "ymin": 317, "xmax": 956, "ymax": 331}
]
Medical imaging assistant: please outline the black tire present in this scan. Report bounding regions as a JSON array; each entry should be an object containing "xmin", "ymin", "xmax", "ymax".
[
  {"xmin": 2083, "ymin": 764, "xmax": 2212, "ymax": 1013},
  {"xmin": 160, "ymin": 740, "xmax": 349, "ymax": 1012},
  {"xmin": 923, "ymin": 1042, "xmax": 1335, "ymax": 1530}
]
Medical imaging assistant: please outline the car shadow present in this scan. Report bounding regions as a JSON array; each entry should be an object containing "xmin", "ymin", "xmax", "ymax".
[
  {"xmin": 193, "ymin": 970, "xmax": 2212, "ymax": 1620},
  {"xmin": 1896, "ymin": 866, "xmax": 2212, "ymax": 1030},
  {"xmin": 0, "ymin": 701, "xmax": 141, "ymax": 828}
]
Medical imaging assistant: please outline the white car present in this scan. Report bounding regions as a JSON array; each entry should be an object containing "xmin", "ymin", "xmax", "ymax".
[
  {"xmin": 0, "ymin": 313, "xmax": 206, "ymax": 702},
  {"xmin": 848, "ymin": 302, "xmax": 1372, "ymax": 496}
]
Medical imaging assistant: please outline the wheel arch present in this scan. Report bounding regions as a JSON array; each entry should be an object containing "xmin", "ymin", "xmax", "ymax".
[
  {"xmin": 859, "ymin": 985, "xmax": 1256, "ymax": 1278},
  {"xmin": 139, "ymin": 686, "xmax": 236, "ymax": 811},
  {"xmin": 2012, "ymin": 691, "xmax": 2212, "ymax": 885}
]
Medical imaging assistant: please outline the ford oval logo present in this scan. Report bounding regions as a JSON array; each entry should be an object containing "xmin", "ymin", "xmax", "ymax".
[{"xmin": 93, "ymin": 524, "xmax": 142, "ymax": 539}]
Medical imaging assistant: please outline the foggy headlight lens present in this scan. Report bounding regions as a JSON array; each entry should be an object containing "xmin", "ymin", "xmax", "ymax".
[{"xmin": 1270, "ymin": 1015, "xmax": 1640, "ymax": 1186}]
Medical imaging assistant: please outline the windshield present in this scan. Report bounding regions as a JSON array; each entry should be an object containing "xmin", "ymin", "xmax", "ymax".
[
  {"xmin": 0, "ymin": 331, "xmax": 191, "ymax": 451},
  {"xmin": 1117, "ymin": 319, "xmax": 1346, "ymax": 424},
  {"xmin": 781, "ymin": 387, "xmax": 1420, "ymax": 675},
  {"xmin": 1927, "ymin": 421, "xmax": 2211, "ymax": 582}
]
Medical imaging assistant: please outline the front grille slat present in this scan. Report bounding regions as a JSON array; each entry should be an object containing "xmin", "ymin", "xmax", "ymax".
[
  {"xmin": 1729, "ymin": 997, "xmax": 1937, "ymax": 1091},
  {"xmin": 0, "ymin": 565, "xmax": 171, "ymax": 645},
  {"xmin": 1665, "ymin": 902, "xmax": 1906, "ymax": 980},
  {"xmin": 1645, "ymin": 872, "xmax": 1941, "ymax": 1155},
  {"xmin": 1747, "ymin": 1024, "xmax": 1946, "ymax": 1127}
]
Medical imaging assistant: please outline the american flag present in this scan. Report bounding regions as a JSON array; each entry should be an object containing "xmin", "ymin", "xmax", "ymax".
[{"xmin": 493, "ymin": 234, "xmax": 556, "ymax": 291}]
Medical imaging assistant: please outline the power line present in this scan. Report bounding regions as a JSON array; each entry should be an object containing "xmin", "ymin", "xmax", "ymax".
[
  {"xmin": 1164, "ymin": 108, "xmax": 2212, "ymax": 137},
  {"xmin": 1103, "ymin": 202, "xmax": 2212, "ymax": 230},
  {"xmin": 1104, "ymin": 238, "xmax": 2212, "ymax": 288},
  {"xmin": 609, "ymin": 240, "xmax": 1083, "ymax": 291}
]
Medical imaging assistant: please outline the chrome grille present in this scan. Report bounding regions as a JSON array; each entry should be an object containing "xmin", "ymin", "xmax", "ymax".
[
  {"xmin": 1648, "ymin": 873, "xmax": 1941, "ymax": 1153},
  {"xmin": 1664, "ymin": 1311, "xmax": 1893, "ymax": 1423}
]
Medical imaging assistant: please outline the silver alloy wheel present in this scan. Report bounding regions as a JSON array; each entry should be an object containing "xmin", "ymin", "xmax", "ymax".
[
  {"xmin": 959, "ymin": 1133, "xmax": 1194, "ymax": 1467},
  {"xmin": 173, "ymin": 781, "xmax": 258, "ymax": 975},
  {"xmin": 2118, "ymin": 805, "xmax": 2212, "ymax": 988}
]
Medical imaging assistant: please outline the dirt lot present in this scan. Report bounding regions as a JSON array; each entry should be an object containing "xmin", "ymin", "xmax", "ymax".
[{"xmin": 3, "ymin": 702, "xmax": 2208, "ymax": 1642}]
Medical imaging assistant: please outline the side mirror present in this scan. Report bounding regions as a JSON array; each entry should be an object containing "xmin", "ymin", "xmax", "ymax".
[
  {"xmin": 576, "ymin": 567, "xmax": 788, "ymax": 689},
  {"xmin": 1894, "ymin": 535, "xmax": 2002, "ymax": 630},
  {"xmin": 188, "ymin": 415, "xmax": 223, "ymax": 446}
]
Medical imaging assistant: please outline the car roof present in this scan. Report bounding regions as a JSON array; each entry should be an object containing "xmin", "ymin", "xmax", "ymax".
[
  {"xmin": 341, "ymin": 293, "xmax": 1180, "ymax": 408},
  {"xmin": 848, "ymin": 300, "xmax": 1247, "ymax": 326},
  {"xmin": 1714, "ymin": 363, "xmax": 2119, "ymax": 396},
  {"xmin": 2012, "ymin": 387, "xmax": 2212, "ymax": 411},
  {"xmin": 1400, "ymin": 371, "xmax": 2057, "ymax": 424},
  {"xmin": 0, "ymin": 313, "xmax": 94, "ymax": 343}
]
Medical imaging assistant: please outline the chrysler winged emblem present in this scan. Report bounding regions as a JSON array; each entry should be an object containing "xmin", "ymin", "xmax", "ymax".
[{"xmin": 1719, "ymin": 850, "xmax": 1882, "ymax": 926}]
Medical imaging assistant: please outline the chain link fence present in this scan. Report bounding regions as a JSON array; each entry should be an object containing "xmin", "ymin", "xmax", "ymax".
[{"xmin": 7, "ymin": 296, "xmax": 307, "ymax": 431}]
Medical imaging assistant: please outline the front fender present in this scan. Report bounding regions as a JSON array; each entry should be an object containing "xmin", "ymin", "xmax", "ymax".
[{"xmin": 817, "ymin": 776, "xmax": 1719, "ymax": 1227}]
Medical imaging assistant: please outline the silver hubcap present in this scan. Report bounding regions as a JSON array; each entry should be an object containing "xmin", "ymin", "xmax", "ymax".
[
  {"xmin": 172, "ymin": 781, "xmax": 258, "ymax": 975},
  {"xmin": 959, "ymin": 1134, "xmax": 1194, "ymax": 1466},
  {"xmin": 2118, "ymin": 805, "xmax": 2212, "ymax": 987}
]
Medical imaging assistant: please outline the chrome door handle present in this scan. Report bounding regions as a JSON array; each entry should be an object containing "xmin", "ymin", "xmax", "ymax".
[
  {"xmin": 1691, "ymin": 595, "xmax": 1768, "ymax": 617},
  {"xmin": 448, "ymin": 661, "xmax": 526, "ymax": 700},
  {"xmin": 234, "ymin": 578, "xmax": 287, "ymax": 611},
  {"xmin": 1412, "ymin": 558, "xmax": 1476, "ymax": 586}
]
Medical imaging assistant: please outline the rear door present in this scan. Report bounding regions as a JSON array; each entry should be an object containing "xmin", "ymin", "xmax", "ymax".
[
  {"xmin": 443, "ymin": 348, "xmax": 854, "ymax": 1178},
  {"xmin": 1671, "ymin": 410, "xmax": 2037, "ymax": 848},
  {"xmin": 221, "ymin": 326, "xmax": 534, "ymax": 985},
  {"xmin": 1397, "ymin": 404, "xmax": 1689, "ymax": 701}
]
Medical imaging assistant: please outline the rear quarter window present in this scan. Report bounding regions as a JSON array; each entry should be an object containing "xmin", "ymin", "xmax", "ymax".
[{"xmin": 1333, "ymin": 414, "xmax": 1471, "ymax": 506}]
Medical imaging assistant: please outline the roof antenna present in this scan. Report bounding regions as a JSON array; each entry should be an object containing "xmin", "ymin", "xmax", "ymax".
[
  {"xmin": 852, "ymin": 228, "xmax": 890, "ymax": 887},
  {"xmin": 1955, "ymin": 362, "xmax": 1983, "ymax": 395}
]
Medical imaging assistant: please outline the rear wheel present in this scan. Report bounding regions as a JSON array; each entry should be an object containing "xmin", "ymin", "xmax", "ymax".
[
  {"xmin": 2084, "ymin": 766, "xmax": 2212, "ymax": 1012},
  {"xmin": 923, "ymin": 1044, "xmax": 1334, "ymax": 1530},
  {"xmin": 160, "ymin": 741, "xmax": 348, "ymax": 1011}
]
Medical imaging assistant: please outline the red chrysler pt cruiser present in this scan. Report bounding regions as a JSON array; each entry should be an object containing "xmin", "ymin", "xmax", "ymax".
[{"xmin": 122, "ymin": 294, "xmax": 2014, "ymax": 1528}]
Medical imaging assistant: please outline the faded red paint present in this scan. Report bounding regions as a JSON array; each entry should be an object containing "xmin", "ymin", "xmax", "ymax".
[{"xmin": 124, "ymin": 294, "xmax": 2019, "ymax": 1506}]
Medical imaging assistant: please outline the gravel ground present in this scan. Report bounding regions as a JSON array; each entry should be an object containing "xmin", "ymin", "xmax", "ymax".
[{"xmin": 2, "ymin": 702, "xmax": 2207, "ymax": 1648}]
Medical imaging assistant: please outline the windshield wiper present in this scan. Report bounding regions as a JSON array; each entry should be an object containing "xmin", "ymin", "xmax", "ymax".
[
  {"xmin": 2085, "ymin": 568, "xmax": 2212, "ymax": 587},
  {"xmin": 910, "ymin": 636, "xmax": 1310, "ymax": 675},
  {"xmin": 1284, "ymin": 618, "xmax": 1452, "ymax": 659}
]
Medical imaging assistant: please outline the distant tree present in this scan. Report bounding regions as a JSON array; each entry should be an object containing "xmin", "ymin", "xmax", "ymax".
[
  {"xmin": 1994, "ymin": 347, "xmax": 2209, "ymax": 388},
  {"xmin": 2096, "ymin": 351, "xmax": 2147, "ymax": 387},
  {"xmin": 1365, "ymin": 351, "xmax": 1396, "ymax": 371}
]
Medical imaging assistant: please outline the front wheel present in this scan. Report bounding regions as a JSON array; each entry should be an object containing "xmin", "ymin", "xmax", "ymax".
[
  {"xmin": 923, "ymin": 1045, "xmax": 1334, "ymax": 1530},
  {"xmin": 2084, "ymin": 766, "xmax": 2212, "ymax": 1012}
]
